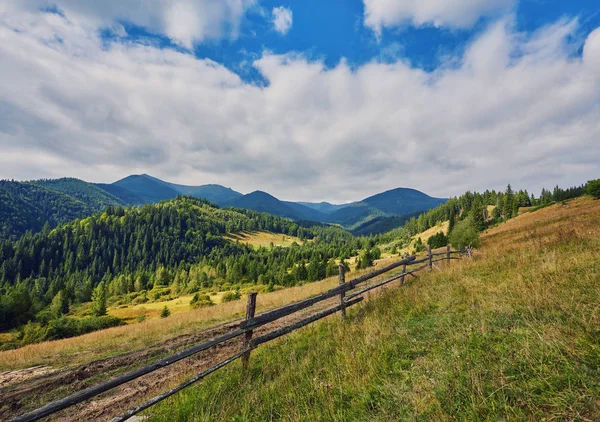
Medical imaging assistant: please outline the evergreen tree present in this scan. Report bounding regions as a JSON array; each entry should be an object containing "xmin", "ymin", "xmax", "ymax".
[
  {"xmin": 160, "ymin": 306, "xmax": 170, "ymax": 318},
  {"xmin": 51, "ymin": 289, "xmax": 70, "ymax": 317},
  {"xmin": 91, "ymin": 281, "xmax": 107, "ymax": 317}
]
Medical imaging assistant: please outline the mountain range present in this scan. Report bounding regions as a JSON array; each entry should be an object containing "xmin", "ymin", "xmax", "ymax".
[{"xmin": 0, "ymin": 174, "xmax": 446, "ymax": 239}]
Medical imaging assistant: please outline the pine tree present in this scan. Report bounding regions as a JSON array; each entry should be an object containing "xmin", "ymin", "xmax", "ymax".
[
  {"xmin": 160, "ymin": 306, "xmax": 170, "ymax": 318},
  {"xmin": 91, "ymin": 281, "xmax": 107, "ymax": 317}
]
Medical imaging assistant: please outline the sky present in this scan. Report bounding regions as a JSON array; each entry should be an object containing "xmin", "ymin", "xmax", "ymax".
[{"xmin": 0, "ymin": 0, "xmax": 599, "ymax": 203}]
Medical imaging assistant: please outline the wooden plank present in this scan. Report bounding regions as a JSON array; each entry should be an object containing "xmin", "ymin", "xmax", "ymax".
[
  {"xmin": 241, "ymin": 291, "xmax": 257, "ymax": 369},
  {"xmin": 251, "ymin": 297, "xmax": 364, "ymax": 348},
  {"xmin": 9, "ymin": 327, "xmax": 247, "ymax": 422}
]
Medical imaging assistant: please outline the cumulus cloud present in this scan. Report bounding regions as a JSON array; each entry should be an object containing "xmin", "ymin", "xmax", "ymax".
[
  {"xmin": 363, "ymin": 0, "xmax": 515, "ymax": 34},
  {"xmin": 1, "ymin": 0, "xmax": 256, "ymax": 48},
  {"xmin": 0, "ymin": 9, "xmax": 599, "ymax": 202},
  {"xmin": 272, "ymin": 6, "xmax": 292, "ymax": 35}
]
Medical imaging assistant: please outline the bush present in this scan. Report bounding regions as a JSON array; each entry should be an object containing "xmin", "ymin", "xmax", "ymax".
[
  {"xmin": 18, "ymin": 316, "xmax": 124, "ymax": 346},
  {"xmin": 222, "ymin": 290, "xmax": 241, "ymax": 303},
  {"xmin": 160, "ymin": 306, "xmax": 170, "ymax": 318},
  {"xmin": 586, "ymin": 179, "xmax": 600, "ymax": 199},
  {"xmin": 427, "ymin": 232, "xmax": 448, "ymax": 249},
  {"xmin": 449, "ymin": 217, "xmax": 480, "ymax": 248},
  {"xmin": 190, "ymin": 293, "xmax": 214, "ymax": 309}
]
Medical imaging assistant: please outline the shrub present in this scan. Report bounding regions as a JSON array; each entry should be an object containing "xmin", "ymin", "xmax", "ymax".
[
  {"xmin": 136, "ymin": 313, "xmax": 146, "ymax": 323},
  {"xmin": 449, "ymin": 217, "xmax": 480, "ymax": 248},
  {"xmin": 427, "ymin": 232, "xmax": 448, "ymax": 249},
  {"xmin": 190, "ymin": 293, "xmax": 214, "ymax": 309},
  {"xmin": 160, "ymin": 306, "xmax": 170, "ymax": 318},
  {"xmin": 222, "ymin": 290, "xmax": 241, "ymax": 303},
  {"xmin": 18, "ymin": 316, "xmax": 124, "ymax": 346},
  {"xmin": 586, "ymin": 179, "xmax": 600, "ymax": 199}
]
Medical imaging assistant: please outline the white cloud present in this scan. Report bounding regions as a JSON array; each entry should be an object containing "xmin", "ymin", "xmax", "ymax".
[
  {"xmin": 272, "ymin": 6, "xmax": 292, "ymax": 35},
  {"xmin": 1, "ymin": 0, "xmax": 257, "ymax": 49},
  {"xmin": 363, "ymin": 0, "xmax": 515, "ymax": 34},
  {"xmin": 0, "ymin": 9, "xmax": 599, "ymax": 202}
]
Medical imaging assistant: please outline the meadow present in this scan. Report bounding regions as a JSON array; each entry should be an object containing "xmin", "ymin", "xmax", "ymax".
[{"xmin": 146, "ymin": 197, "xmax": 600, "ymax": 421}]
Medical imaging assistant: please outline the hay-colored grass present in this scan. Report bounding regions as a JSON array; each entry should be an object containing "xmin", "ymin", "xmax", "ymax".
[{"xmin": 223, "ymin": 231, "xmax": 303, "ymax": 248}]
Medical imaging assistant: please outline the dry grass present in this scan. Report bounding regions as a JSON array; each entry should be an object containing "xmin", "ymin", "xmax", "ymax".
[
  {"xmin": 109, "ymin": 292, "xmax": 231, "ymax": 322},
  {"xmin": 223, "ymin": 231, "xmax": 304, "ymax": 248}
]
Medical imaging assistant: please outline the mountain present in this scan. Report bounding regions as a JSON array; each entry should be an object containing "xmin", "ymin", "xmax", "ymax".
[
  {"xmin": 112, "ymin": 174, "xmax": 180, "ymax": 203},
  {"xmin": 0, "ymin": 180, "xmax": 95, "ymax": 240},
  {"xmin": 362, "ymin": 187, "xmax": 447, "ymax": 215},
  {"xmin": 110, "ymin": 174, "xmax": 242, "ymax": 205},
  {"xmin": 224, "ymin": 191, "xmax": 322, "ymax": 221},
  {"xmin": 33, "ymin": 178, "xmax": 125, "ymax": 209},
  {"xmin": 143, "ymin": 175, "xmax": 243, "ymax": 205},
  {"xmin": 327, "ymin": 188, "xmax": 447, "ymax": 230},
  {"xmin": 296, "ymin": 201, "xmax": 351, "ymax": 214},
  {"xmin": 94, "ymin": 183, "xmax": 145, "ymax": 205}
]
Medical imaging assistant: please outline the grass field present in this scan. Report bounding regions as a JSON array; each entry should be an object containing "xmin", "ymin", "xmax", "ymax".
[
  {"xmin": 224, "ymin": 231, "xmax": 304, "ymax": 248},
  {"xmin": 108, "ymin": 292, "xmax": 231, "ymax": 322},
  {"xmin": 147, "ymin": 197, "xmax": 600, "ymax": 421}
]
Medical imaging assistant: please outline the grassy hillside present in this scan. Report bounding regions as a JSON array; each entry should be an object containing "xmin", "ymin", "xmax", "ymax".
[{"xmin": 148, "ymin": 197, "xmax": 600, "ymax": 421}]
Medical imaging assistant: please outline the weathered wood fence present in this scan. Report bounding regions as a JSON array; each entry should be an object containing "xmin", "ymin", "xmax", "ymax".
[{"xmin": 10, "ymin": 246, "xmax": 469, "ymax": 422}]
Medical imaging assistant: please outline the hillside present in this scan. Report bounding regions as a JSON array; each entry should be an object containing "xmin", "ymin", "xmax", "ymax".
[
  {"xmin": 0, "ymin": 196, "xmax": 357, "ymax": 333},
  {"xmin": 33, "ymin": 178, "xmax": 125, "ymax": 210},
  {"xmin": 148, "ymin": 197, "xmax": 600, "ymax": 421},
  {"xmin": 0, "ymin": 180, "xmax": 94, "ymax": 240}
]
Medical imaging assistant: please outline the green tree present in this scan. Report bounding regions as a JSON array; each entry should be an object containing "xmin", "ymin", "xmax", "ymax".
[
  {"xmin": 586, "ymin": 179, "xmax": 600, "ymax": 199},
  {"xmin": 449, "ymin": 217, "xmax": 480, "ymax": 248},
  {"xmin": 51, "ymin": 289, "xmax": 70, "ymax": 317},
  {"xmin": 160, "ymin": 305, "xmax": 170, "ymax": 318},
  {"xmin": 91, "ymin": 281, "xmax": 107, "ymax": 317}
]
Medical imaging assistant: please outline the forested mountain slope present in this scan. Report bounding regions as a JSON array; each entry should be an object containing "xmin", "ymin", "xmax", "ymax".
[
  {"xmin": 0, "ymin": 196, "xmax": 358, "ymax": 331},
  {"xmin": 0, "ymin": 180, "xmax": 94, "ymax": 241}
]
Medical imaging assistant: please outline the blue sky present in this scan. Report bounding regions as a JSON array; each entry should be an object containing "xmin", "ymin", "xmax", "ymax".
[
  {"xmin": 115, "ymin": 0, "xmax": 600, "ymax": 80},
  {"xmin": 1, "ymin": 0, "xmax": 600, "ymax": 202}
]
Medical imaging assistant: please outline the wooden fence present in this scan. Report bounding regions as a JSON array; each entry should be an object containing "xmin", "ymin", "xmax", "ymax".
[{"xmin": 10, "ymin": 245, "xmax": 470, "ymax": 422}]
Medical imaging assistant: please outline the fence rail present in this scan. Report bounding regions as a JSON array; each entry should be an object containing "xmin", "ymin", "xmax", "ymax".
[{"xmin": 10, "ymin": 246, "xmax": 469, "ymax": 422}]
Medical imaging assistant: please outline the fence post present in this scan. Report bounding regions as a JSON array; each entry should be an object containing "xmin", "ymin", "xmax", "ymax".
[
  {"xmin": 241, "ymin": 291, "xmax": 257, "ymax": 369},
  {"xmin": 400, "ymin": 262, "xmax": 406, "ymax": 285},
  {"xmin": 338, "ymin": 263, "xmax": 346, "ymax": 320},
  {"xmin": 458, "ymin": 244, "xmax": 462, "ymax": 256},
  {"xmin": 446, "ymin": 245, "xmax": 451, "ymax": 264},
  {"xmin": 427, "ymin": 245, "xmax": 432, "ymax": 271}
]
